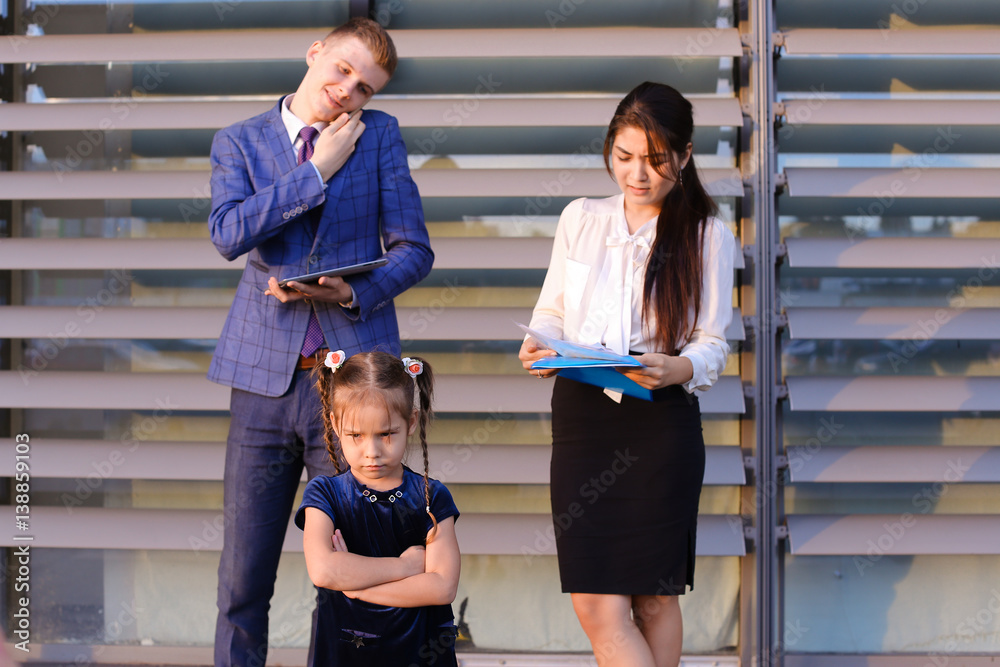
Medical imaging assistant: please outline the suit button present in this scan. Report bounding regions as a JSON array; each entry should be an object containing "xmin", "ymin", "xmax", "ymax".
[
  {"xmin": 302, "ymin": 205, "xmax": 309, "ymax": 211},
  {"xmin": 308, "ymin": 255, "xmax": 318, "ymax": 265},
  {"xmin": 282, "ymin": 212, "xmax": 290, "ymax": 219}
]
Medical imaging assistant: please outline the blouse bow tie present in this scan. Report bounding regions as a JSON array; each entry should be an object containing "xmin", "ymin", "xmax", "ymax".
[
  {"xmin": 592, "ymin": 233, "xmax": 652, "ymax": 355},
  {"xmin": 605, "ymin": 233, "xmax": 651, "ymax": 264}
]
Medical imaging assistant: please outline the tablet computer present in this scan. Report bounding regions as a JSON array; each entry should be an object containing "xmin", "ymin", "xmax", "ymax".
[{"xmin": 277, "ymin": 257, "xmax": 388, "ymax": 288}]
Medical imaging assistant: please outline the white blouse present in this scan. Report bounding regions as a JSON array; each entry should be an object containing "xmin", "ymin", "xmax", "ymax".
[{"xmin": 528, "ymin": 194, "xmax": 735, "ymax": 393}]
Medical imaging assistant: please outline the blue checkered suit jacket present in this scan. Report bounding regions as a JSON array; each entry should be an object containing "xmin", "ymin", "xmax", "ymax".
[{"xmin": 207, "ymin": 98, "xmax": 433, "ymax": 397}]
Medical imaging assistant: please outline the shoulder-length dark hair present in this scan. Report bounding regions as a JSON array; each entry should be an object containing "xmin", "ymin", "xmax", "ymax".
[{"xmin": 603, "ymin": 81, "xmax": 718, "ymax": 354}]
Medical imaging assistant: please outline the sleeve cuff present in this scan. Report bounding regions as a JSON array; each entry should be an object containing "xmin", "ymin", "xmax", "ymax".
[
  {"xmin": 339, "ymin": 285, "xmax": 358, "ymax": 310},
  {"xmin": 308, "ymin": 160, "xmax": 324, "ymax": 187},
  {"xmin": 679, "ymin": 350, "xmax": 713, "ymax": 393}
]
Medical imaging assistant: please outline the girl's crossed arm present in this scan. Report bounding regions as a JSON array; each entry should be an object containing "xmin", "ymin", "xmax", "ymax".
[
  {"xmin": 341, "ymin": 516, "xmax": 460, "ymax": 608},
  {"xmin": 302, "ymin": 507, "xmax": 425, "ymax": 591}
]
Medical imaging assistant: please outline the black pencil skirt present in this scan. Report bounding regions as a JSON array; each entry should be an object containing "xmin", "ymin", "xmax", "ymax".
[{"xmin": 549, "ymin": 376, "xmax": 706, "ymax": 596}]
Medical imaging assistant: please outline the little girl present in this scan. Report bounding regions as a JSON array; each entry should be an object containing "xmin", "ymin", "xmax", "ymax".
[{"xmin": 295, "ymin": 350, "xmax": 461, "ymax": 666}]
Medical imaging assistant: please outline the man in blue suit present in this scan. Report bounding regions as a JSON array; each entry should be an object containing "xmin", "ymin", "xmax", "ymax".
[{"xmin": 207, "ymin": 18, "xmax": 433, "ymax": 667}]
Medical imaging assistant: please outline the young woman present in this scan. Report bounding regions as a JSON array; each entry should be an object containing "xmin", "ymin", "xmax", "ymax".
[{"xmin": 519, "ymin": 82, "xmax": 735, "ymax": 667}]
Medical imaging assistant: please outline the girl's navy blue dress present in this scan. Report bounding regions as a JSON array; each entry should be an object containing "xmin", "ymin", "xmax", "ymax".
[{"xmin": 295, "ymin": 467, "xmax": 460, "ymax": 666}]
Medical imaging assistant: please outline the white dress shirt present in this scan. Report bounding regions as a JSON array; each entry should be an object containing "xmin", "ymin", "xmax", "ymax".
[
  {"xmin": 529, "ymin": 194, "xmax": 735, "ymax": 393},
  {"xmin": 281, "ymin": 94, "xmax": 326, "ymax": 185}
]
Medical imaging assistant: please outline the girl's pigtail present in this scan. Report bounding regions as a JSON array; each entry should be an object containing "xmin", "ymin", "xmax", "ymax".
[
  {"xmin": 410, "ymin": 357, "xmax": 438, "ymax": 541},
  {"xmin": 314, "ymin": 366, "xmax": 341, "ymax": 473}
]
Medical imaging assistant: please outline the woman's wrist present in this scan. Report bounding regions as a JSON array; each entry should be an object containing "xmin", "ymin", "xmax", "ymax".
[{"xmin": 670, "ymin": 355, "xmax": 694, "ymax": 386}]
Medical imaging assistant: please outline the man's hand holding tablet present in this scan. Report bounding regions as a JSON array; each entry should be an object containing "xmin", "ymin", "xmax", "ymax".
[{"xmin": 266, "ymin": 257, "xmax": 388, "ymax": 304}]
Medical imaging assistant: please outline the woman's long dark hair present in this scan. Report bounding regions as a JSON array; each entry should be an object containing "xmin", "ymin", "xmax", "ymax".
[{"xmin": 603, "ymin": 81, "xmax": 718, "ymax": 354}]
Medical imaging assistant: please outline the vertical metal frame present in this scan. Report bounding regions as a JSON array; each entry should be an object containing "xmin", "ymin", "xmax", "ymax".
[
  {"xmin": 0, "ymin": 1, "xmax": 792, "ymax": 662},
  {"xmin": 1, "ymin": 0, "xmax": 24, "ymax": 431},
  {"xmin": 1, "ymin": 0, "xmax": 23, "ymax": 633},
  {"xmin": 738, "ymin": 0, "xmax": 783, "ymax": 665}
]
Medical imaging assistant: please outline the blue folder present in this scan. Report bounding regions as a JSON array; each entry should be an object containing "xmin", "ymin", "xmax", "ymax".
[
  {"xmin": 530, "ymin": 357, "xmax": 655, "ymax": 401},
  {"xmin": 518, "ymin": 322, "xmax": 654, "ymax": 400}
]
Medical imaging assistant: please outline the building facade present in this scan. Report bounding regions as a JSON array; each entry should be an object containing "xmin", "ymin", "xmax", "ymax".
[{"xmin": 1, "ymin": 0, "xmax": 999, "ymax": 664}]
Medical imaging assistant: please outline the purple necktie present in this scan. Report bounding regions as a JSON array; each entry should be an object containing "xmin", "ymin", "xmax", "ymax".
[
  {"xmin": 298, "ymin": 126, "xmax": 325, "ymax": 358},
  {"xmin": 297, "ymin": 126, "xmax": 319, "ymax": 165}
]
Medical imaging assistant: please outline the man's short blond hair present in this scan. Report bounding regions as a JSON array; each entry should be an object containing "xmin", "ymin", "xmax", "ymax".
[{"xmin": 324, "ymin": 17, "xmax": 398, "ymax": 78}]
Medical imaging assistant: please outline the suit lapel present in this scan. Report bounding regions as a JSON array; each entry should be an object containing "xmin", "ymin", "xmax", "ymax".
[
  {"xmin": 263, "ymin": 98, "xmax": 323, "ymax": 250},
  {"xmin": 322, "ymin": 150, "xmax": 350, "ymax": 221},
  {"xmin": 313, "ymin": 141, "xmax": 355, "ymax": 251},
  {"xmin": 263, "ymin": 101, "xmax": 296, "ymax": 177}
]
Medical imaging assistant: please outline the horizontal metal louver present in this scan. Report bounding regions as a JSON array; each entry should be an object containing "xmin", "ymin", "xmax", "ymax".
[
  {"xmin": 785, "ymin": 237, "xmax": 1000, "ymax": 269},
  {"xmin": 786, "ymin": 307, "xmax": 1000, "ymax": 340},
  {"xmin": 780, "ymin": 28, "xmax": 1000, "ymax": 56},
  {"xmin": 0, "ymin": 506, "xmax": 747, "ymax": 556},
  {"xmin": 0, "ymin": 372, "xmax": 747, "ymax": 413},
  {"xmin": 784, "ymin": 167, "xmax": 1000, "ymax": 199},
  {"xmin": 0, "ymin": 439, "xmax": 747, "ymax": 485},
  {"xmin": 787, "ymin": 445, "xmax": 1000, "ymax": 483},
  {"xmin": 0, "ymin": 168, "xmax": 746, "ymax": 200},
  {"xmin": 786, "ymin": 376, "xmax": 1000, "ymax": 412},
  {"xmin": 787, "ymin": 514, "xmax": 1000, "ymax": 555},
  {"xmin": 0, "ymin": 96, "xmax": 744, "ymax": 131},
  {"xmin": 0, "ymin": 27, "xmax": 743, "ymax": 64},
  {"xmin": 0, "ymin": 237, "xmax": 747, "ymax": 271}
]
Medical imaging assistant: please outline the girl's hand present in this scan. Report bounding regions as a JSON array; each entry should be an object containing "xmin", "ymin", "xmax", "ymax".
[
  {"xmin": 331, "ymin": 528, "xmax": 349, "ymax": 553},
  {"xmin": 518, "ymin": 337, "xmax": 558, "ymax": 378},
  {"xmin": 330, "ymin": 529, "xmax": 362, "ymax": 598},
  {"xmin": 399, "ymin": 544, "xmax": 427, "ymax": 577},
  {"xmin": 618, "ymin": 353, "xmax": 694, "ymax": 390}
]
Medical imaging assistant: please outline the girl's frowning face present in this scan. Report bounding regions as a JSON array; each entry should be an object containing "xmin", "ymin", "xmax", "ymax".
[{"xmin": 333, "ymin": 402, "xmax": 416, "ymax": 491}]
